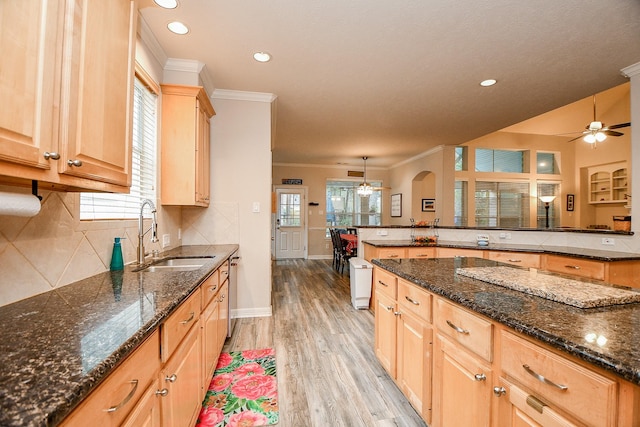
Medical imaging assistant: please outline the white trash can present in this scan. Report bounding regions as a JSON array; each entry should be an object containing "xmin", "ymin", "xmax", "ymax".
[{"xmin": 349, "ymin": 258, "xmax": 373, "ymax": 309}]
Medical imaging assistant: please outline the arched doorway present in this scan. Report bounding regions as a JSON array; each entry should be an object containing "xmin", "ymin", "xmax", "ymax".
[{"xmin": 411, "ymin": 171, "xmax": 436, "ymax": 221}]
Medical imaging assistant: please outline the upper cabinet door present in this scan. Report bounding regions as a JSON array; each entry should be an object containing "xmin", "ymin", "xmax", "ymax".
[
  {"xmin": 0, "ymin": 0, "xmax": 60, "ymax": 174},
  {"xmin": 58, "ymin": 0, "xmax": 137, "ymax": 187}
]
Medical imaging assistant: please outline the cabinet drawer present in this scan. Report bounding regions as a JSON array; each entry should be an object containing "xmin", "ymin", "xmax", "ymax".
[
  {"xmin": 434, "ymin": 298, "xmax": 493, "ymax": 362},
  {"xmin": 544, "ymin": 255, "xmax": 605, "ymax": 281},
  {"xmin": 374, "ymin": 267, "xmax": 397, "ymax": 299},
  {"xmin": 406, "ymin": 247, "xmax": 436, "ymax": 259},
  {"xmin": 487, "ymin": 251, "xmax": 541, "ymax": 269},
  {"xmin": 437, "ymin": 247, "xmax": 484, "ymax": 258},
  {"xmin": 218, "ymin": 260, "xmax": 230, "ymax": 283},
  {"xmin": 377, "ymin": 248, "xmax": 407, "ymax": 259},
  {"xmin": 201, "ymin": 271, "xmax": 220, "ymax": 310},
  {"xmin": 61, "ymin": 330, "xmax": 160, "ymax": 426},
  {"xmin": 162, "ymin": 288, "xmax": 201, "ymax": 362},
  {"xmin": 398, "ymin": 279, "xmax": 432, "ymax": 322},
  {"xmin": 501, "ymin": 332, "xmax": 617, "ymax": 427}
]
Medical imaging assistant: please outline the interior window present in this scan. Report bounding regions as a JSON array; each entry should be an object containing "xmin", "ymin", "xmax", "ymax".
[
  {"xmin": 454, "ymin": 180, "xmax": 468, "ymax": 226},
  {"xmin": 475, "ymin": 149, "xmax": 527, "ymax": 173},
  {"xmin": 537, "ymin": 152, "xmax": 560, "ymax": 174},
  {"xmin": 475, "ymin": 181, "xmax": 530, "ymax": 227},
  {"xmin": 326, "ymin": 180, "xmax": 382, "ymax": 234}
]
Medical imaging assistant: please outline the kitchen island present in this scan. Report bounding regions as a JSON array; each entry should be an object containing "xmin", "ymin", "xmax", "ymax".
[
  {"xmin": 372, "ymin": 257, "xmax": 640, "ymax": 426},
  {"xmin": 0, "ymin": 244, "xmax": 238, "ymax": 427}
]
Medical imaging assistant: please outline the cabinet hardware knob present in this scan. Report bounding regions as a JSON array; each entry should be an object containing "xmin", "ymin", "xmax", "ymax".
[
  {"xmin": 155, "ymin": 388, "xmax": 169, "ymax": 397},
  {"xmin": 522, "ymin": 364, "xmax": 568, "ymax": 390},
  {"xmin": 405, "ymin": 296, "xmax": 420, "ymax": 305},
  {"xmin": 394, "ymin": 311, "xmax": 401, "ymax": 316},
  {"xmin": 474, "ymin": 373, "xmax": 487, "ymax": 381},
  {"xmin": 165, "ymin": 374, "xmax": 177, "ymax": 383},
  {"xmin": 446, "ymin": 319, "xmax": 470, "ymax": 335},
  {"xmin": 104, "ymin": 379, "xmax": 138, "ymax": 412},
  {"xmin": 220, "ymin": 294, "xmax": 226, "ymax": 301},
  {"xmin": 180, "ymin": 311, "xmax": 195, "ymax": 324},
  {"xmin": 385, "ymin": 305, "xmax": 394, "ymax": 311},
  {"xmin": 67, "ymin": 159, "xmax": 83, "ymax": 167},
  {"xmin": 493, "ymin": 386, "xmax": 506, "ymax": 396},
  {"xmin": 43, "ymin": 152, "xmax": 60, "ymax": 160}
]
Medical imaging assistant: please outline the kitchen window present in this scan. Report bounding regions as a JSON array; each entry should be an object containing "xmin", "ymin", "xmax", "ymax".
[
  {"xmin": 475, "ymin": 149, "xmax": 528, "ymax": 173},
  {"xmin": 80, "ymin": 72, "xmax": 158, "ymax": 220},
  {"xmin": 475, "ymin": 181, "xmax": 530, "ymax": 227},
  {"xmin": 326, "ymin": 180, "xmax": 382, "ymax": 233}
]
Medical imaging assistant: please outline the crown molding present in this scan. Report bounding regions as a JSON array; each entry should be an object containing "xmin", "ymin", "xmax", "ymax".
[
  {"xmin": 272, "ymin": 162, "xmax": 387, "ymax": 170},
  {"xmin": 621, "ymin": 62, "xmax": 640, "ymax": 78},
  {"xmin": 137, "ymin": 14, "xmax": 168, "ymax": 68},
  {"xmin": 212, "ymin": 89, "xmax": 277, "ymax": 103},
  {"xmin": 163, "ymin": 58, "xmax": 215, "ymax": 95}
]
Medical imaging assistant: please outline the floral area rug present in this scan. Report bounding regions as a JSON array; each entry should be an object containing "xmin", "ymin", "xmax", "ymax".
[{"xmin": 197, "ymin": 349, "xmax": 279, "ymax": 427}]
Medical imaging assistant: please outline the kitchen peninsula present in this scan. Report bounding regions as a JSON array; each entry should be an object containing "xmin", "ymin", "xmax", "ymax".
[
  {"xmin": 0, "ymin": 244, "xmax": 238, "ymax": 427},
  {"xmin": 372, "ymin": 257, "xmax": 640, "ymax": 426}
]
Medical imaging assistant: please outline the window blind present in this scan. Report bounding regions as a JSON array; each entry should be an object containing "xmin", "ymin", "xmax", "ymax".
[
  {"xmin": 475, "ymin": 181, "xmax": 530, "ymax": 227},
  {"xmin": 80, "ymin": 77, "xmax": 158, "ymax": 220}
]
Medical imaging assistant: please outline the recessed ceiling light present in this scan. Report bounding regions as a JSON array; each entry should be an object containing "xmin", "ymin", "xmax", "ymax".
[
  {"xmin": 480, "ymin": 79, "xmax": 497, "ymax": 87},
  {"xmin": 154, "ymin": 0, "xmax": 178, "ymax": 8},
  {"xmin": 253, "ymin": 52, "xmax": 272, "ymax": 63},
  {"xmin": 167, "ymin": 21, "xmax": 189, "ymax": 35}
]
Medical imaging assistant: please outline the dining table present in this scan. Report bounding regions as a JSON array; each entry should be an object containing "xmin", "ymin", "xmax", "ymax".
[{"xmin": 340, "ymin": 233, "xmax": 358, "ymax": 254}]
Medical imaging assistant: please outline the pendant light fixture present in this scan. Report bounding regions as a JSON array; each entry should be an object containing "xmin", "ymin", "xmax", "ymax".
[{"xmin": 357, "ymin": 156, "xmax": 373, "ymax": 196}]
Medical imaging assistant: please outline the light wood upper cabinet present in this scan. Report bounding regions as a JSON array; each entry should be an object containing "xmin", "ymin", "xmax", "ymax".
[
  {"xmin": 160, "ymin": 84, "xmax": 215, "ymax": 207},
  {"xmin": 0, "ymin": 0, "xmax": 137, "ymax": 192}
]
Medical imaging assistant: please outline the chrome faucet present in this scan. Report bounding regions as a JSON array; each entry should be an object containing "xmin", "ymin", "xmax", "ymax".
[{"xmin": 137, "ymin": 199, "xmax": 158, "ymax": 266}]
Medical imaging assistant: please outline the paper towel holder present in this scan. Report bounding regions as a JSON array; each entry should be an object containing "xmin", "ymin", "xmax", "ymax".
[{"xmin": 31, "ymin": 180, "xmax": 43, "ymax": 201}]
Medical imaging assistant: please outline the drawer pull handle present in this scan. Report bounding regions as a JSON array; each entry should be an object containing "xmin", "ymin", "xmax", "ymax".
[
  {"xmin": 446, "ymin": 319, "xmax": 469, "ymax": 335},
  {"xmin": 180, "ymin": 311, "xmax": 195, "ymax": 325},
  {"xmin": 416, "ymin": 254, "xmax": 429, "ymax": 257},
  {"xmin": 493, "ymin": 386, "xmax": 506, "ymax": 397},
  {"xmin": 394, "ymin": 311, "xmax": 401, "ymax": 316},
  {"xmin": 522, "ymin": 364, "xmax": 568, "ymax": 391},
  {"xmin": 384, "ymin": 305, "xmax": 394, "ymax": 311},
  {"xmin": 508, "ymin": 259, "xmax": 521, "ymax": 262},
  {"xmin": 209, "ymin": 285, "xmax": 218, "ymax": 292},
  {"xmin": 378, "ymin": 280, "xmax": 389, "ymax": 287},
  {"xmin": 165, "ymin": 374, "xmax": 177, "ymax": 383},
  {"xmin": 221, "ymin": 270, "xmax": 229, "ymax": 276},
  {"xmin": 104, "ymin": 379, "xmax": 138, "ymax": 412},
  {"xmin": 155, "ymin": 388, "xmax": 169, "ymax": 397},
  {"xmin": 405, "ymin": 296, "xmax": 420, "ymax": 305},
  {"xmin": 388, "ymin": 255, "xmax": 399, "ymax": 258},
  {"xmin": 474, "ymin": 373, "xmax": 486, "ymax": 381},
  {"xmin": 564, "ymin": 265, "xmax": 581, "ymax": 270}
]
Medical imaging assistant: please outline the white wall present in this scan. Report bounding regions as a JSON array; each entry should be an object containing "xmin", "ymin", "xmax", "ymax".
[{"xmin": 182, "ymin": 92, "xmax": 275, "ymax": 318}]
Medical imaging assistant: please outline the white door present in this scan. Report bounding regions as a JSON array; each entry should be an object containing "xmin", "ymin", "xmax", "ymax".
[{"xmin": 275, "ymin": 187, "xmax": 307, "ymax": 259}]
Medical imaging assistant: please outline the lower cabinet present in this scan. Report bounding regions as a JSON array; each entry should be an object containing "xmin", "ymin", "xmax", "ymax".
[
  {"xmin": 433, "ymin": 334, "xmax": 492, "ymax": 427},
  {"xmin": 159, "ymin": 322, "xmax": 203, "ymax": 427},
  {"xmin": 121, "ymin": 378, "xmax": 162, "ymax": 427}
]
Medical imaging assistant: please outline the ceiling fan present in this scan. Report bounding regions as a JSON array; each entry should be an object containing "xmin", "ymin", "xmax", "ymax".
[
  {"xmin": 565, "ymin": 95, "xmax": 630, "ymax": 146},
  {"xmin": 357, "ymin": 156, "xmax": 390, "ymax": 195}
]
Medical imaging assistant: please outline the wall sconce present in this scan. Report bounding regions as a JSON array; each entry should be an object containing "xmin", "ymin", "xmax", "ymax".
[{"xmin": 539, "ymin": 195, "xmax": 556, "ymax": 228}]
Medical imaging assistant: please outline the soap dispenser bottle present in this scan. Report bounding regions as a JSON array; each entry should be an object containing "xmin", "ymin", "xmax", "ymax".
[{"xmin": 110, "ymin": 237, "xmax": 124, "ymax": 271}]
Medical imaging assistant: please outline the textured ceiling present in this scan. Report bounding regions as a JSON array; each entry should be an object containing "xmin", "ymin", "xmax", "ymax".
[{"xmin": 139, "ymin": 0, "xmax": 640, "ymax": 168}]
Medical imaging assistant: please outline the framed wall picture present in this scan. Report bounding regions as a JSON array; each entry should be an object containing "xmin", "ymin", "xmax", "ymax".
[
  {"xmin": 567, "ymin": 194, "xmax": 575, "ymax": 211},
  {"xmin": 422, "ymin": 198, "xmax": 435, "ymax": 212},
  {"xmin": 391, "ymin": 193, "xmax": 402, "ymax": 217}
]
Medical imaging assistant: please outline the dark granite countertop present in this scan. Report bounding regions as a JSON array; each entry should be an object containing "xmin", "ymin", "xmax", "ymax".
[
  {"xmin": 0, "ymin": 244, "xmax": 238, "ymax": 427},
  {"xmin": 371, "ymin": 257, "xmax": 640, "ymax": 386},
  {"xmin": 363, "ymin": 239, "xmax": 640, "ymax": 261}
]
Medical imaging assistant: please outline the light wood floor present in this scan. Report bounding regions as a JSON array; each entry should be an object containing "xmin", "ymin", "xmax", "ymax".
[{"xmin": 222, "ymin": 259, "xmax": 428, "ymax": 427}]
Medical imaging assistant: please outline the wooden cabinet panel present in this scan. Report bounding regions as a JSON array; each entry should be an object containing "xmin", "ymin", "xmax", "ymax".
[
  {"xmin": 486, "ymin": 251, "xmax": 541, "ymax": 269},
  {"xmin": 501, "ymin": 331, "xmax": 617, "ymax": 427},
  {"xmin": 216, "ymin": 281, "xmax": 229, "ymax": 354},
  {"xmin": 61, "ymin": 330, "xmax": 160, "ymax": 427},
  {"xmin": 437, "ymin": 247, "xmax": 484, "ymax": 258},
  {"xmin": 398, "ymin": 278, "xmax": 432, "ymax": 322},
  {"xmin": 406, "ymin": 247, "xmax": 436, "ymax": 259},
  {"xmin": 373, "ymin": 267, "xmax": 397, "ymax": 299},
  {"xmin": 374, "ymin": 291, "xmax": 397, "ymax": 377},
  {"xmin": 377, "ymin": 247, "xmax": 407, "ymax": 259},
  {"xmin": 201, "ymin": 272, "xmax": 220, "ymax": 311},
  {"xmin": 544, "ymin": 255, "xmax": 605, "ymax": 281},
  {"xmin": 433, "ymin": 333, "xmax": 492, "ymax": 427},
  {"xmin": 434, "ymin": 297, "xmax": 493, "ymax": 362},
  {"xmin": 202, "ymin": 285, "xmax": 221, "ymax": 385},
  {"xmin": 159, "ymin": 322, "xmax": 202, "ymax": 427},
  {"xmin": 397, "ymin": 311, "xmax": 432, "ymax": 422},
  {"xmin": 160, "ymin": 84, "xmax": 215, "ymax": 206},
  {"xmin": 58, "ymin": 0, "xmax": 136, "ymax": 187},
  {"xmin": 121, "ymin": 378, "xmax": 162, "ymax": 427},
  {"xmin": 161, "ymin": 288, "xmax": 201, "ymax": 362}
]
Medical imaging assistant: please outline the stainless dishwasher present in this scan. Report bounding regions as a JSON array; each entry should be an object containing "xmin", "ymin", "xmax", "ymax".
[{"xmin": 227, "ymin": 254, "xmax": 239, "ymax": 337}]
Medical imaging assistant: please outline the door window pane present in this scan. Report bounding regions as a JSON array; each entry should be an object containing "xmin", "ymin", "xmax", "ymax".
[{"xmin": 279, "ymin": 193, "xmax": 301, "ymax": 226}]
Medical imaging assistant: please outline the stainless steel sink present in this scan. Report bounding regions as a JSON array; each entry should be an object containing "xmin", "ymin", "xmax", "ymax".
[{"xmin": 136, "ymin": 256, "xmax": 214, "ymax": 272}]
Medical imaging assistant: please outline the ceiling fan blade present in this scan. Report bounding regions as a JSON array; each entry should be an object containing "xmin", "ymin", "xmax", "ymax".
[
  {"xmin": 604, "ymin": 130, "xmax": 624, "ymax": 137},
  {"xmin": 607, "ymin": 122, "xmax": 631, "ymax": 130},
  {"xmin": 567, "ymin": 134, "xmax": 585, "ymax": 142}
]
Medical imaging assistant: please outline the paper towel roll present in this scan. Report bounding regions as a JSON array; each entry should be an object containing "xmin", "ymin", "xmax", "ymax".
[{"xmin": 0, "ymin": 192, "xmax": 41, "ymax": 217}]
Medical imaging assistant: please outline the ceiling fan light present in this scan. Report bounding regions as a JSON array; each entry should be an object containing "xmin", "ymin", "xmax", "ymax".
[
  {"xmin": 583, "ymin": 133, "xmax": 597, "ymax": 144},
  {"xmin": 588, "ymin": 121, "xmax": 603, "ymax": 131},
  {"xmin": 595, "ymin": 132, "xmax": 607, "ymax": 142}
]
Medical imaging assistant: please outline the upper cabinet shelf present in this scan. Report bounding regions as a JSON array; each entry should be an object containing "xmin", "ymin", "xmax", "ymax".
[{"xmin": 588, "ymin": 162, "xmax": 629, "ymax": 204}]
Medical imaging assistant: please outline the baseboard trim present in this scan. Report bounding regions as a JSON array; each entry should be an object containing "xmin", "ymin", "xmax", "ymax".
[{"xmin": 232, "ymin": 306, "xmax": 272, "ymax": 319}]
